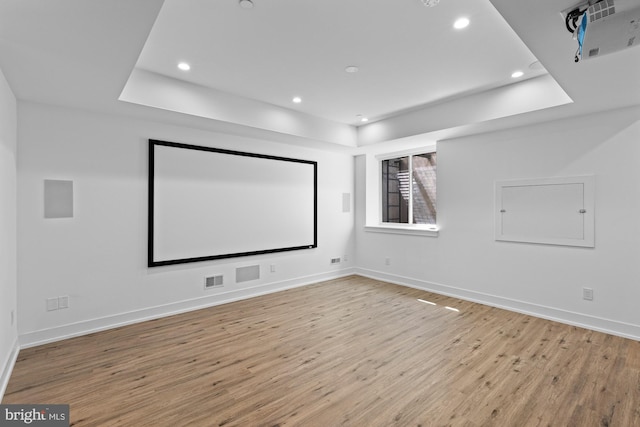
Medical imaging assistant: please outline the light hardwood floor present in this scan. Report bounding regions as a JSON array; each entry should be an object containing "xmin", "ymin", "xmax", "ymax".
[{"xmin": 4, "ymin": 275, "xmax": 640, "ymax": 426}]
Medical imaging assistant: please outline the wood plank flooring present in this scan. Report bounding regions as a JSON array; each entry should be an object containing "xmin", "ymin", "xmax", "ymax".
[{"xmin": 4, "ymin": 275, "xmax": 640, "ymax": 426}]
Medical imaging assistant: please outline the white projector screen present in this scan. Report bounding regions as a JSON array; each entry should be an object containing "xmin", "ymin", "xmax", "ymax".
[{"xmin": 148, "ymin": 140, "xmax": 317, "ymax": 267}]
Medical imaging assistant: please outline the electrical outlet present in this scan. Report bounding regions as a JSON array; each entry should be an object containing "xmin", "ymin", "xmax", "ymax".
[
  {"xmin": 59, "ymin": 295, "xmax": 69, "ymax": 309},
  {"xmin": 385, "ymin": 257, "xmax": 391, "ymax": 266},
  {"xmin": 583, "ymin": 287, "xmax": 594, "ymax": 301},
  {"xmin": 270, "ymin": 264, "xmax": 276, "ymax": 273},
  {"xmin": 343, "ymin": 254, "xmax": 348, "ymax": 262},
  {"xmin": 46, "ymin": 297, "xmax": 59, "ymax": 311},
  {"xmin": 10, "ymin": 310, "xmax": 14, "ymax": 326}
]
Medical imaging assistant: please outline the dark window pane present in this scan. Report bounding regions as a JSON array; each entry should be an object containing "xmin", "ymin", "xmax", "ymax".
[{"xmin": 382, "ymin": 157, "xmax": 409, "ymax": 223}]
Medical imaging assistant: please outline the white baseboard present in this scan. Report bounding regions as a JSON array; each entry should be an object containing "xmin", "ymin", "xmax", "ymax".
[
  {"xmin": 355, "ymin": 268, "xmax": 640, "ymax": 342},
  {"xmin": 0, "ymin": 338, "xmax": 19, "ymax": 401},
  {"xmin": 19, "ymin": 268, "xmax": 356, "ymax": 349},
  {"xmin": 19, "ymin": 266, "xmax": 638, "ymax": 350}
]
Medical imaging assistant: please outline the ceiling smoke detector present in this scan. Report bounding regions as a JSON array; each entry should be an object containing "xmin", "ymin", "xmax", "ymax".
[{"xmin": 421, "ymin": 0, "xmax": 440, "ymax": 7}]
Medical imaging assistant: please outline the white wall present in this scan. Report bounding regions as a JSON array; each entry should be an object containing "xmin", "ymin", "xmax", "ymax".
[
  {"xmin": 0, "ymin": 66, "xmax": 18, "ymax": 397},
  {"xmin": 14, "ymin": 99, "xmax": 640, "ymax": 352},
  {"xmin": 356, "ymin": 106, "xmax": 640, "ymax": 339},
  {"xmin": 17, "ymin": 102, "xmax": 355, "ymax": 347}
]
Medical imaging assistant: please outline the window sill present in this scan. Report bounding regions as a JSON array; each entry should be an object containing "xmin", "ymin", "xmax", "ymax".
[{"xmin": 364, "ymin": 224, "xmax": 439, "ymax": 237}]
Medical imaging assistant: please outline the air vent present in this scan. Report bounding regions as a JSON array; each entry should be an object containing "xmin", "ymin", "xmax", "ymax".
[
  {"xmin": 205, "ymin": 275, "xmax": 223, "ymax": 289},
  {"xmin": 588, "ymin": 0, "xmax": 616, "ymax": 23},
  {"xmin": 331, "ymin": 257, "xmax": 341, "ymax": 264},
  {"xmin": 236, "ymin": 265, "xmax": 260, "ymax": 283}
]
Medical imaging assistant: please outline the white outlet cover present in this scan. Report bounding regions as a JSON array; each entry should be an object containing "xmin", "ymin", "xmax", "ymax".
[
  {"xmin": 59, "ymin": 296, "xmax": 69, "ymax": 309},
  {"xmin": 46, "ymin": 298, "xmax": 59, "ymax": 311}
]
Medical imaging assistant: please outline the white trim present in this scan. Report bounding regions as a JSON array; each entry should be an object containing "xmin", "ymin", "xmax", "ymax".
[
  {"xmin": 376, "ymin": 146, "xmax": 438, "ymax": 228},
  {"xmin": 364, "ymin": 224, "xmax": 438, "ymax": 237},
  {"xmin": 12, "ymin": 268, "xmax": 640, "ymax": 365},
  {"xmin": 354, "ymin": 268, "xmax": 640, "ymax": 342},
  {"xmin": 408, "ymin": 154, "xmax": 414, "ymax": 224},
  {"xmin": 0, "ymin": 338, "xmax": 19, "ymax": 400},
  {"xmin": 374, "ymin": 143, "xmax": 437, "ymax": 161},
  {"xmin": 19, "ymin": 268, "xmax": 356, "ymax": 348}
]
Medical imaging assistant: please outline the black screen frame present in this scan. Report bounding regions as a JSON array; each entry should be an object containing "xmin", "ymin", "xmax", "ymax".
[{"xmin": 148, "ymin": 139, "xmax": 318, "ymax": 267}]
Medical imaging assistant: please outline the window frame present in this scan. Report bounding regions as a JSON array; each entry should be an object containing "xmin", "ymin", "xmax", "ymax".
[{"xmin": 366, "ymin": 145, "xmax": 438, "ymax": 237}]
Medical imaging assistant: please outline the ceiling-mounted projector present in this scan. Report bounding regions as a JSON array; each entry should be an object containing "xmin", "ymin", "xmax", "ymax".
[{"xmin": 562, "ymin": 0, "xmax": 640, "ymax": 61}]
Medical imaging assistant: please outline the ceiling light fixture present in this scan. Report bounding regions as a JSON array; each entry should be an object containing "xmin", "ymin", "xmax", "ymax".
[
  {"xmin": 292, "ymin": 96, "xmax": 302, "ymax": 104},
  {"xmin": 453, "ymin": 17, "xmax": 470, "ymax": 30},
  {"xmin": 421, "ymin": 0, "xmax": 440, "ymax": 7},
  {"xmin": 511, "ymin": 70, "xmax": 524, "ymax": 78},
  {"xmin": 177, "ymin": 62, "xmax": 191, "ymax": 71},
  {"xmin": 345, "ymin": 66, "xmax": 359, "ymax": 73},
  {"xmin": 239, "ymin": 0, "xmax": 254, "ymax": 9}
]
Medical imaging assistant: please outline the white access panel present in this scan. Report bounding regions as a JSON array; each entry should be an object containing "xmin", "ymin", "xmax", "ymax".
[{"xmin": 495, "ymin": 176, "xmax": 594, "ymax": 247}]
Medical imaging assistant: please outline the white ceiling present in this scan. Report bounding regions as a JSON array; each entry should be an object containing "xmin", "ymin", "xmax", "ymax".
[
  {"xmin": 0, "ymin": 0, "xmax": 638, "ymax": 148},
  {"xmin": 134, "ymin": 0, "xmax": 546, "ymax": 126}
]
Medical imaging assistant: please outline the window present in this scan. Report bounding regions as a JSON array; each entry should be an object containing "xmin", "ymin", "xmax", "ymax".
[{"xmin": 381, "ymin": 151, "xmax": 436, "ymax": 225}]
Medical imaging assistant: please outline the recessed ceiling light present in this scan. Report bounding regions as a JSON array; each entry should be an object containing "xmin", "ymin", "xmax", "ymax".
[
  {"xmin": 453, "ymin": 17, "xmax": 470, "ymax": 30},
  {"xmin": 177, "ymin": 62, "xmax": 191, "ymax": 71},
  {"xmin": 239, "ymin": 0, "xmax": 254, "ymax": 9},
  {"xmin": 292, "ymin": 96, "xmax": 302, "ymax": 104},
  {"xmin": 511, "ymin": 70, "xmax": 524, "ymax": 78},
  {"xmin": 361, "ymin": 117, "xmax": 369, "ymax": 123},
  {"xmin": 345, "ymin": 66, "xmax": 359, "ymax": 73}
]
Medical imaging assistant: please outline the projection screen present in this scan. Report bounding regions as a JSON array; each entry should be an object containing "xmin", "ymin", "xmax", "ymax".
[{"xmin": 148, "ymin": 140, "xmax": 317, "ymax": 267}]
